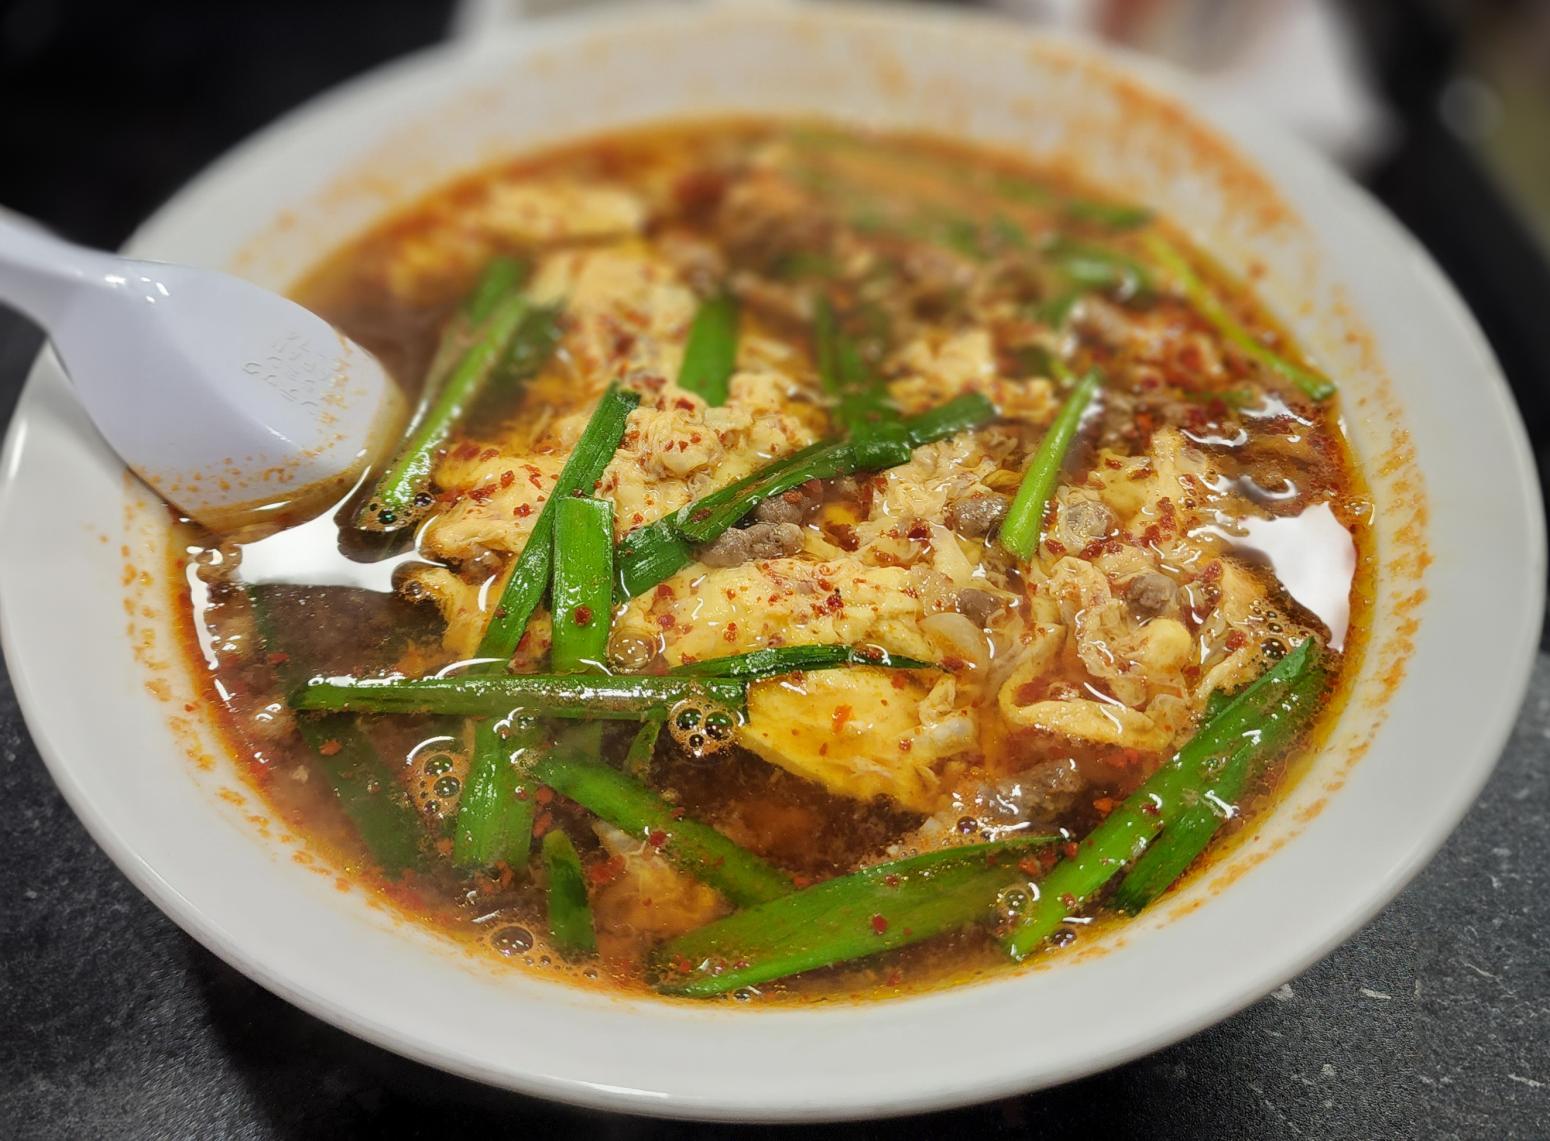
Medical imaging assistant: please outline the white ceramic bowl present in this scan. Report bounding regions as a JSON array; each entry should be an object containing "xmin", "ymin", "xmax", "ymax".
[{"xmin": 1, "ymin": 0, "xmax": 1542, "ymax": 1122}]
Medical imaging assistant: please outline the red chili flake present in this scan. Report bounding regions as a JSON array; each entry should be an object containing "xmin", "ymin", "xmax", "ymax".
[
  {"xmin": 870, "ymin": 914, "xmax": 889, "ymax": 935},
  {"xmin": 1062, "ymin": 841, "xmax": 1080, "ymax": 860},
  {"xmin": 535, "ymin": 787, "xmax": 554, "ymax": 806},
  {"xmin": 318, "ymin": 739, "xmax": 342, "ymax": 757},
  {"xmin": 942, "ymin": 656, "xmax": 967, "ymax": 672},
  {"xmin": 831, "ymin": 705, "xmax": 854, "ymax": 734},
  {"xmin": 722, "ymin": 623, "xmax": 738, "ymax": 643},
  {"xmin": 499, "ymin": 470, "xmax": 515, "ymax": 488},
  {"xmin": 1018, "ymin": 857, "xmax": 1043, "ymax": 877},
  {"xmin": 883, "ymin": 874, "xmax": 901, "ymax": 888},
  {"xmin": 454, "ymin": 441, "xmax": 481, "ymax": 460},
  {"xmin": 1225, "ymin": 629, "xmax": 1247, "ymax": 651},
  {"xmin": 573, "ymin": 605, "xmax": 594, "ymax": 627},
  {"xmin": 906, "ymin": 519, "xmax": 931, "ymax": 541},
  {"xmin": 532, "ymin": 812, "xmax": 553, "ymax": 837},
  {"xmin": 468, "ymin": 486, "xmax": 494, "ymax": 504},
  {"xmin": 1199, "ymin": 562, "xmax": 1223, "ymax": 584},
  {"xmin": 831, "ymin": 523, "xmax": 859, "ymax": 551},
  {"xmin": 891, "ymin": 674, "xmax": 909, "ymax": 690},
  {"xmin": 823, "ymin": 591, "xmax": 843, "ymax": 612},
  {"xmin": 648, "ymin": 830, "xmax": 669, "ymax": 848},
  {"xmin": 1140, "ymin": 800, "xmax": 1160, "ymax": 816},
  {"xmin": 1093, "ymin": 796, "xmax": 1116, "ymax": 816},
  {"xmin": 514, "ymin": 503, "xmax": 533, "ymax": 519},
  {"xmin": 898, "ymin": 738, "xmax": 913, "ymax": 752},
  {"xmin": 654, "ymin": 584, "xmax": 676, "ymax": 601},
  {"xmin": 1060, "ymin": 893, "xmax": 1078, "ymax": 908},
  {"xmin": 1045, "ymin": 538, "xmax": 1067, "ymax": 555},
  {"xmin": 657, "ymin": 614, "xmax": 676, "ymax": 630}
]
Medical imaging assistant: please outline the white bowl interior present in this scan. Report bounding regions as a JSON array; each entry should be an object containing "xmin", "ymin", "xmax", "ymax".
[{"xmin": 0, "ymin": 0, "xmax": 1541, "ymax": 1121}]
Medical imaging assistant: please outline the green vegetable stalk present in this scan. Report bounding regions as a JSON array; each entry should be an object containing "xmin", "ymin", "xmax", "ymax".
[
  {"xmin": 550, "ymin": 496, "xmax": 615, "ymax": 674},
  {"xmin": 292, "ymin": 673, "xmax": 747, "ymax": 720},
  {"xmin": 677, "ymin": 293, "xmax": 740, "ymax": 406},
  {"xmin": 248, "ymin": 587, "xmax": 425, "ymax": 876},
  {"xmin": 531, "ymin": 750, "xmax": 792, "ymax": 908},
  {"xmin": 653, "ymin": 837, "xmax": 1056, "ymax": 997},
  {"xmin": 353, "ymin": 258, "xmax": 539, "ymax": 532},
  {"xmin": 477, "ymin": 384, "xmax": 640, "ymax": 663},
  {"xmin": 999, "ymin": 370, "xmax": 1101, "ymax": 560},
  {"xmin": 615, "ymin": 393, "xmax": 996, "ymax": 598},
  {"xmin": 1002, "ymin": 639, "xmax": 1322, "ymax": 960},
  {"xmin": 670, "ymin": 644, "xmax": 934, "ymax": 679},
  {"xmin": 542, "ymin": 830, "xmax": 598, "ymax": 957},
  {"xmin": 1143, "ymin": 234, "xmax": 1336, "ymax": 402},
  {"xmin": 1110, "ymin": 660, "xmax": 1325, "ymax": 913}
]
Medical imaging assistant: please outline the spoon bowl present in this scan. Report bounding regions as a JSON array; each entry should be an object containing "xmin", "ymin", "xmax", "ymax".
[{"xmin": 0, "ymin": 213, "xmax": 401, "ymax": 530}]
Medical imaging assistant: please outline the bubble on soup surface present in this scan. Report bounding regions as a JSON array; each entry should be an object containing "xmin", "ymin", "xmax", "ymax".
[
  {"xmin": 667, "ymin": 697, "xmax": 740, "ymax": 759},
  {"xmin": 490, "ymin": 925, "xmax": 534, "ymax": 956}
]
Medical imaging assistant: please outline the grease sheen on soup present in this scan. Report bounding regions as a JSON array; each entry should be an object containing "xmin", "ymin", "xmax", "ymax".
[{"xmin": 175, "ymin": 121, "xmax": 1370, "ymax": 1003}]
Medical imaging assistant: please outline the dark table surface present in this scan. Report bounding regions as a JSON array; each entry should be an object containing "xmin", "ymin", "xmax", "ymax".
[{"xmin": 1, "ymin": 3, "xmax": 1547, "ymax": 1137}]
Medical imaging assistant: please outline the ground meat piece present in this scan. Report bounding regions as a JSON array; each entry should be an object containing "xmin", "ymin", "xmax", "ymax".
[
  {"xmin": 954, "ymin": 587, "xmax": 1003, "ymax": 627},
  {"xmin": 718, "ymin": 173, "xmax": 831, "ymax": 269},
  {"xmin": 752, "ymin": 480, "xmax": 823, "ymax": 526},
  {"xmin": 697, "ymin": 522, "xmax": 804, "ymax": 567},
  {"xmin": 1016, "ymin": 759, "xmax": 1085, "ymax": 822},
  {"xmin": 1057, "ymin": 499, "xmax": 1114, "ymax": 547},
  {"xmin": 945, "ymin": 493, "xmax": 1010, "ymax": 538},
  {"xmin": 1126, "ymin": 572, "xmax": 1179, "ymax": 619}
]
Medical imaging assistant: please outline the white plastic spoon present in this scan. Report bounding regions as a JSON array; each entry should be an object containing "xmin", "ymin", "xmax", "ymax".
[{"xmin": 0, "ymin": 212, "xmax": 403, "ymax": 531}]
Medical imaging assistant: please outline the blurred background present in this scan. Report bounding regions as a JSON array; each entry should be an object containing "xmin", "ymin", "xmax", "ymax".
[{"xmin": 0, "ymin": 1, "xmax": 1546, "ymax": 1137}]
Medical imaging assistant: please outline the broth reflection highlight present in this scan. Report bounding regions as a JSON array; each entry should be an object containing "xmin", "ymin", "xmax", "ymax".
[{"xmin": 174, "ymin": 121, "xmax": 1369, "ymax": 1003}]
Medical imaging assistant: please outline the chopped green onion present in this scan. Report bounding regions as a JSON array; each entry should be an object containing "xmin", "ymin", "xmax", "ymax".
[
  {"xmin": 550, "ymin": 496, "xmax": 615, "ymax": 674},
  {"xmin": 249, "ymin": 587, "xmax": 425, "ymax": 876},
  {"xmin": 453, "ymin": 717, "xmax": 540, "ymax": 868},
  {"xmin": 1002, "ymin": 639, "xmax": 1321, "ymax": 959},
  {"xmin": 615, "ymin": 394, "xmax": 996, "ymax": 598},
  {"xmin": 678, "ymin": 293, "xmax": 740, "ymax": 406},
  {"xmin": 653, "ymin": 837, "xmax": 1057, "ymax": 997},
  {"xmin": 1065, "ymin": 200, "xmax": 1153, "ymax": 230},
  {"xmin": 622, "ymin": 717, "xmax": 663, "ymax": 781},
  {"xmin": 1143, "ymin": 234, "xmax": 1336, "ymax": 401},
  {"xmin": 293, "ymin": 673, "xmax": 747, "ymax": 720},
  {"xmin": 999, "ymin": 370, "xmax": 1101, "ymax": 560},
  {"xmin": 531, "ymin": 750, "xmax": 792, "ymax": 907},
  {"xmin": 1111, "ymin": 661, "xmax": 1325, "ymax": 913},
  {"xmin": 476, "ymin": 384, "xmax": 640, "ymax": 663},
  {"xmin": 671, "ymin": 644, "xmax": 934, "ymax": 679},
  {"xmin": 814, "ymin": 297, "xmax": 898, "ymax": 435},
  {"xmin": 542, "ymin": 830, "xmax": 597, "ymax": 956},
  {"xmin": 353, "ymin": 258, "xmax": 536, "ymax": 532},
  {"xmin": 495, "ymin": 303, "xmax": 564, "ymax": 385},
  {"xmin": 1044, "ymin": 236, "xmax": 1151, "ymax": 296}
]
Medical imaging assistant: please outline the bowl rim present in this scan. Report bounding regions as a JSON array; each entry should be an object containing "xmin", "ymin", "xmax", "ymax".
[{"xmin": 1, "ymin": 0, "xmax": 1543, "ymax": 1121}]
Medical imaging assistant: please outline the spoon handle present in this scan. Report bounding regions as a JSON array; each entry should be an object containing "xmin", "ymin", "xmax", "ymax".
[{"xmin": 0, "ymin": 213, "xmax": 118, "ymax": 327}]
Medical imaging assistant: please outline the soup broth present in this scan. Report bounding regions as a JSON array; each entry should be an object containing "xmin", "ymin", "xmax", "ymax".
[{"xmin": 174, "ymin": 121, "xmax": 1370, "ymax": 1003}]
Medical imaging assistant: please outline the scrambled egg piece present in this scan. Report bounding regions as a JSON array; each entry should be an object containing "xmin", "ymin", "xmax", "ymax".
[
  {"xmin": 386, "ymin": 179, "xmax": 647, "ymax": 302},
  {"xmin": 589, "ymin": 823, "xmax": 728, "ymax": 947}
]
